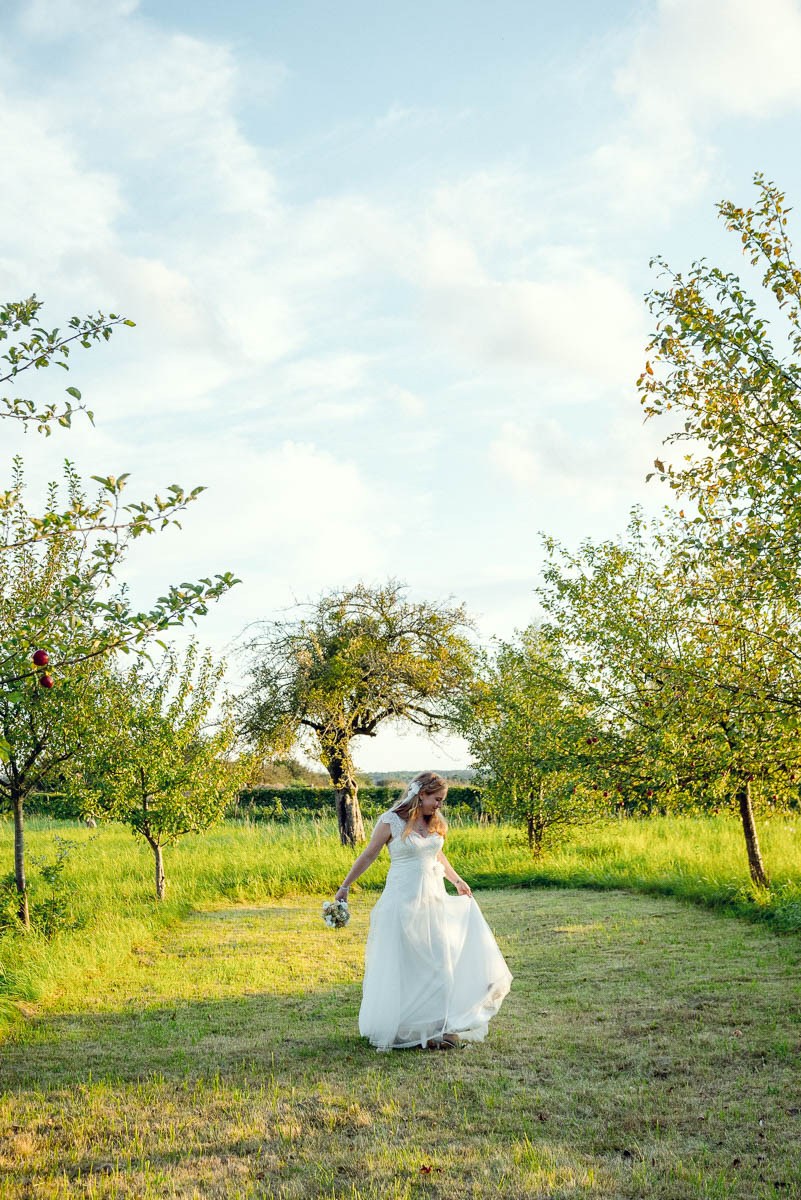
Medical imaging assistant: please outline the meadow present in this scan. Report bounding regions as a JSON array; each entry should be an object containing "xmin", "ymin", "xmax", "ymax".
[{"xmin": 1, "ymin": 814, "xmax": 800, "ymax": 1198}]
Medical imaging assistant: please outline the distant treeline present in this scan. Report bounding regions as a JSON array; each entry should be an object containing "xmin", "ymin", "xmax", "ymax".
[{"xmin": 367, "ymin": 771, "xmax": 477, "ymax": 785}]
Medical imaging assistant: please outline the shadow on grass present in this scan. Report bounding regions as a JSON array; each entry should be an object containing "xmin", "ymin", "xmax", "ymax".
[
  {"xmin": 2, "ymin": 889, "xmax": 801, "ymax": 1200},
  {"xmin": 0, "ymin": 985, "xmax": 397, "ymax": 1090}
]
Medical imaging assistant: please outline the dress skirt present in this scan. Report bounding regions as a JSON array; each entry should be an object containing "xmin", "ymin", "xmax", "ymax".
[{"xmin": 358, "ymin": 851, "xmax": 513, "ymax": 1052}]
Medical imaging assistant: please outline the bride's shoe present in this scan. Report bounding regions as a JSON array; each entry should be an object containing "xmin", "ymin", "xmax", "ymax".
[{"xmin": 424, "ymin": 1033, "xmax": 461, "ymax": 1050}]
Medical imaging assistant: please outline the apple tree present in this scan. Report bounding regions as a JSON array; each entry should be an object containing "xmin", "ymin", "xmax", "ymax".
[
  {"xmin": 455, "ymin": 627, "xmax": 606, "ymax": 854},
  {"xmin": 72, "ymin": 642, "xmax": 251, "ymax": 901},
  {"xmin": 540, "ymin": 511, "xmax": 801, "ymax": 889},
  {"xmin": 237, "ymin": 580, "xmax": 476, "ymax": 845},
  {"xmin": 640, "ymin": 172, "xmax": 801, "ymax": 613},
  {"xmin": 0, "ymin": 297, "xmax": 238, "ymax": 926},
  {"xmin": 0, "ymin": 295, "xmax": 236, "ymax": 700}
]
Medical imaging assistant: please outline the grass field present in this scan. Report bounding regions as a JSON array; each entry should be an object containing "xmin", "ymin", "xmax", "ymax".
[
  {"xmin": 2, "ymin": 813, "xmax": 800, "ymax": 1018},
  {"xmin": 1, "ymin": 815, "xmax": 800, "ymax": 1197}
]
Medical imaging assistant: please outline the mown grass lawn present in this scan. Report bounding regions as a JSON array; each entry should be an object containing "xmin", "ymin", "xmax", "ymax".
[{"xmin": 2, "ymin": 881, "xmax": 800, "ymax": 1199}]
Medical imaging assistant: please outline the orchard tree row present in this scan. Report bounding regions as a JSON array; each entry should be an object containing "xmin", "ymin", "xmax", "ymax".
[
  {"xmin": 4, "ymin": 172, "xmax": 798, "ymax": 929},
  {"xmin": 457, "ymin": 173, "xmax": 801, "ymax": 892},
  {"xmin": 0, "ymin": 298, "xmax": 245, "ymax": 927}
]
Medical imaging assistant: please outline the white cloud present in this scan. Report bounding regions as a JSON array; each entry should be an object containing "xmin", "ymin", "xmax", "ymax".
[
  {"xmin": 617, "ymin": 0, "xmax": 801, "ymax": 122},
  {"xmin": 388, "ymin": 386, "xmax": 426, "ymax": 418},
  {"xmin": 488, "ymin": 410, "xmax": 666, "ymax": 514},
  {"xmin": 82, "ymin": 31, "xmax": 281, "ymax": 219},
  {"xmin": 116, "ymin": 436, "xmax": 412, "ymax": 629},
  {"xmin": 591, "ymin": 122, "xmax": 715, "ymax": 225},
  {"xmin": 488, "ymin": 422, "xmax": 540, "ymax": 486},
  {"xmin": 421, "ymin": 246, "xmax": 647, "ymax": 382},
  {"xmin": 429, "ymin": 168, "xmax": 548, "ymax": 257},
  {"xmin": 589, "ymin": 0, "xmax": 801, "ymax": 222},
  {"xmin": 277, "ymin": 354, "xmax": 371, "ymax": 398},
  {"xmin": 0, "ymin": 88, "xmax": 122, "ymax": 275},
  {"xmin": 0, "ymin": 14, "xmax": 307, "ymax": 411},
  {"xmin": 1, "ymin": 6, "xmax": 651, "ymax": 431}
]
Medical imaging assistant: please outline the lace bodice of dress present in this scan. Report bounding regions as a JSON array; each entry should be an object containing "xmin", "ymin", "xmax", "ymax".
[{"xmin": 379, "ymin": 809, "xmax": 444, "ymax": 866}]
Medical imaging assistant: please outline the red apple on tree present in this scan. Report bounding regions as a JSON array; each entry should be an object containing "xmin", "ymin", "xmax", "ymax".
[
  {"xmin": 39, "ymin": 674, "xmax": 54, "ymax": 689},
  {"xmin": 32, "ymin": 649, "xmax": 49, "ymax": 667}
]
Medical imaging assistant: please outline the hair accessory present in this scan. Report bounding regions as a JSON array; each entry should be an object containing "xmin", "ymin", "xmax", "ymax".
[{"xmin": 390, "ymin": 778, "xmax": 422, "ymax": 812}]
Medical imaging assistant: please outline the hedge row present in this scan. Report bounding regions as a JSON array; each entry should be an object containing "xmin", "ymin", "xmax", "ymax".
[
  {"xmin": 22, "ymin": 784, "xmax": 487, "ymax": 823},
  {"xmin": 21, "ymin": 792, "xmax": 79, "ymax": 821},
  {"xmin": 31, "ymin": 784, "xmax": 792, "ymax": 825},
  {"xmin": 232, "ymin": 784, "xmax": 486, "ymax": 821}
]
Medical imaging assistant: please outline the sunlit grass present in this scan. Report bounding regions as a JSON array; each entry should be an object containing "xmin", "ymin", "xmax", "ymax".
[
  {"xmin": 0, "ymin": 811, "xmax": 799, "ymax": 1022},
  {"xmin": 502, "ymin": 812, "xmax": 801, "ymax": 932},
  {"xmin": 1, "ymin": 886, "xmax": 799, "ymax": 1199},
  {"xmin": 1, "ymin": 812, "xmax": 800, "ymax": 1197}
]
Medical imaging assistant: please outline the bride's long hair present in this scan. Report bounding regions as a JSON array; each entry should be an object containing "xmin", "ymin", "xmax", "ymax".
[{"xmin": 395, "ymin": 771, "xmax": 449, "ymax": 840}]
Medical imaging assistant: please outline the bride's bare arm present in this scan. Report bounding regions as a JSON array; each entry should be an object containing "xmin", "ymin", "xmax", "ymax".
[
  {"xmin": 334, "ymin": 820, "xmax": 392, "ymax": 901},
  {"xmin": 437, "ymin": 850, "xmax": 472, "ymax": 896}
]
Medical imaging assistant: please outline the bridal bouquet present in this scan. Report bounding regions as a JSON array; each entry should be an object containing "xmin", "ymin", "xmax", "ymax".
[{"xmin": 322, "ymin": 898, "xmax": 350, "ymax": 928}]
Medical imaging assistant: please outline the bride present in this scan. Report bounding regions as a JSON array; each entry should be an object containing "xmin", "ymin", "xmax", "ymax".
[{"xmin": 334, "ymin": 772, "xmax": 512, "ymax": 1052}]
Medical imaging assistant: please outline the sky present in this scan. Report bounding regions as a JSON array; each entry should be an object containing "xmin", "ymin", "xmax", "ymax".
[{"xmin": 4, "ymin": 0, "xmax": 801, "ymax": 772}]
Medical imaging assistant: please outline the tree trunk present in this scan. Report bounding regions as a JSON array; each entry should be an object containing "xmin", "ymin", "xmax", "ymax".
[
  {"xmin": 526, "ymin": 782, "xmax": 546, "ymax": 855},
  {"xmin": 737, "ymin": 780, "xmax": 770, "ymax": 889},
  {"xmin": 535, "ymin": 781, "xmax": 546, "ymax": 851},
  {"xmin": 526, "ymin": 784, "xmax": 546, "ymax": 856},
  {"xmin": 147, "ymin": 838, "xmax": 166, "ymax": 900},
  {"xmin": 141, "ymin": 787, "xmax": 166, "ymax": 900},
  {"xmin": 321, "ymin": 739, "xmax": 365, "ymax": 847},
  {"xmin": 335, "ymin": 780, "xmax": 365, "ymax": 847},
  {"xmin": 12, "ymin": 788, "xmax": 30, "ymax": 930}
]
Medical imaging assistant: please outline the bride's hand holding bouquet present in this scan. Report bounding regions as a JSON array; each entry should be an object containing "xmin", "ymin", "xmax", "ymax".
[{"xmin": 322, "ymin": 892, "xmax": 350, "ymax": 928}]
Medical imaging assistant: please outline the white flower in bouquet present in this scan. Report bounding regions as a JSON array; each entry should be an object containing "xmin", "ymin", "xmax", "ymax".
[{"xmin": 322, "ymin": 898, "xmax": 350, "ymax": 928}]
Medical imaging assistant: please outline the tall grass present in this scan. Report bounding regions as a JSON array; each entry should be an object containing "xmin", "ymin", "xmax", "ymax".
[
  {"xmin": 504, "ymin": 813, "xmax": 801, "ymax": 932},
  {"xmin": 0, "ymin": 811, "xmax": 799, "ymax": 1031}
]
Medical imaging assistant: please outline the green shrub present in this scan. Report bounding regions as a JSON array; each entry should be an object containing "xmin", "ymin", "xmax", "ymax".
[{"xmin": 0, "ymin": 835, "xmax": 88, "ymax": 938}]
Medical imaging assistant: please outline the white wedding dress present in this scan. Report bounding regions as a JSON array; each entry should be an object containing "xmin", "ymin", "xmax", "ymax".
[{"xmin": 358, "ymin": 809, "xmax": 513, "ymax": 1052}]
